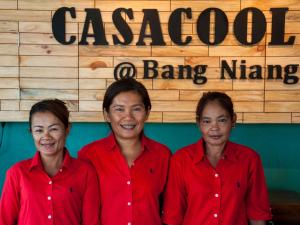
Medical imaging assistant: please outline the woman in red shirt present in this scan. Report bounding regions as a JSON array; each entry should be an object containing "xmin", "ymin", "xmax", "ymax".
[
  {"xmin": 0, "ymin": 99, "xmax": 100, "ymax": 225},
  {"xmin": 78, "ymin": 78, "xmax": 171, "ymax": 225},
  {"xmin": 163, "ymin": 92, "xmax": 272, "ymax": 225}
]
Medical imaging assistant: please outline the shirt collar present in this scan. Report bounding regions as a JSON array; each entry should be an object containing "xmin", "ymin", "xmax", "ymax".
[
  {"xmin": 193, "ymin": 138, "xmax": 238, "ymax": 164},
  {"xmin": 105, "ymin": 132, "xmax": 149, "ymax": 152},
  {"xmin": 29, "ymin": 148, "xmax": 73, "ymax": 171}
]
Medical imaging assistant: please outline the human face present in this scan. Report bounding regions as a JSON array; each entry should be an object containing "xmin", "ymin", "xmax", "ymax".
[
  {"xmin": 105, "ymin": 91, "xmax": 149, "ymax": 142},
  {"xmin": 31, "ymin": 111, "xmax": 68, "ymax": 158},
  {"xmin": 198, "ymin": 101, "xmax": 235, "ymax": 149}
]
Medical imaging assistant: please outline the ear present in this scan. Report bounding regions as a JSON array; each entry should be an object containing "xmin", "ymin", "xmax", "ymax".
[
  {"xmin": 104, "ymin": 109, "xmax": 111, "ymax": 123},
  {"xmin": 66, "ymin": 123, "xmax": 71, "ymax": 135},
  {"xmin": 232, "ymin": 113, "xmax": 237, "ymax": 128}
]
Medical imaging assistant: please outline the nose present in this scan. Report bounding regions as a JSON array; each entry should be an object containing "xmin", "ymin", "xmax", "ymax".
[
  {"xmin": 210, "ymin": 120, "xmax": 220, "ymax": 130},
  {"xmin": 42, "ymin": 130, "xmax": 52, "ymax": 139},
  {"xmin": 124, "ymin": 109, "xmax": 133, "ymax": 118}
]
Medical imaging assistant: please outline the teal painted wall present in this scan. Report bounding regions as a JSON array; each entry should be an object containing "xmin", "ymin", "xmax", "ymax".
[{"xmin": 0, "ymin": 122, "xmax": 300, "ymax": 193}]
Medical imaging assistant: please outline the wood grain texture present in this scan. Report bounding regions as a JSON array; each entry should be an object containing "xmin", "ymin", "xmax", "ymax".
[{"xmin": 0, "ymin": 0, "xmax": 299, "ymax": 122}]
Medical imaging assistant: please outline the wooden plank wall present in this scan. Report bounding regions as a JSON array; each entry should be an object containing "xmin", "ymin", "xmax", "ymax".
[{"xmin": 0, "ymin": 0, "xmax": 299, "ymax": 123}]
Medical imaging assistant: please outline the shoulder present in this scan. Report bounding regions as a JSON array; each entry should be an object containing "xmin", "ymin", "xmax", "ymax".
[
  {"xmin": 144, "ymin": 136, "xmax": 171, "ymax": 157},
  {"xmin": 72, "ymin": 157, "xmax": 97, "ymax": 174},
  {"xmin": 172, "ymin": 142, "xmax": 199, "ymax": 162},
  {"xmin": 5, "ymin": 158, "xmax": 32, "ymax": 177},
  {"xmin": 78, "ymin": 137, "xmax": 110, "ymax": 156},
  {"xmin": 229, "ymin": 141, "xmax": 260, "ymax": 161}
]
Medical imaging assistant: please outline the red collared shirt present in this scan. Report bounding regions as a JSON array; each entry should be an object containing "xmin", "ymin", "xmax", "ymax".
[
  {"xmin": 78, "ymin": 133, "xmax": 171, "ymax": 225},
  {"xmin": 162, "ymin": 138, "xmax": 272, "ymax": 225},
  {"xmin": 0, "ymin": 150, "xmax": 100, "ymax": 225}
]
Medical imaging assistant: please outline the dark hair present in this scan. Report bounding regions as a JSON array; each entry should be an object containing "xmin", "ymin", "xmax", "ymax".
[
  {"xmin": 103, "ymin": 78, "xmax": 151, "ymax": 112},
  {"xmin": 196, "ymin": 92, "xmax": 234, "ymax": 123},
  {"xmin": 29, "ymin": 99, "xmax": 69, "ymax": 130}
]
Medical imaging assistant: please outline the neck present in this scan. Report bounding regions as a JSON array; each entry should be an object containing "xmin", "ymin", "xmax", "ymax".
[
  {"xmin": 40, "ymin": 150, "xmax": 64, "ymax": 177},
  {"xmin": 116, "ymin": 137, "xmax": 142, "ymax": 167},
  {"xmin": 204, "ymin": 142, "xmax": 226, "ymax": 168}
]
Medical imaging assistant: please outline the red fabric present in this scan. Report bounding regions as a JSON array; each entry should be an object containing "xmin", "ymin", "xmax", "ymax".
[
  {"xmin": 78, "ymin": 133, "xmax": 171, "ymax": 225},
  {"xmin": 0, "ymin": 150, "xmax": 100, "ymax": 225},
  {"xmin": 162, "ymin": 138, "xmax": 272, "ymax": 225}
]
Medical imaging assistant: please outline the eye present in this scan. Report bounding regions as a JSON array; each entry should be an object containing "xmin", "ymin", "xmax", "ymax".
[
  {"xmin": 201, "ymin": 119, "xmax": 211, "ymax": 124},
  {"xmin": 132, "ymin": 106, "xmax": 143, "ymax": 112},
  {"xmin": 113, "ymin": 107, "xmax": 124, "ymax": 112},
  {"xmin": 33, "ymin": 129, "xmax": 43, "ymax": 133},
  {"xmin": 218, "ymin": 118, "xmax": 228, "ymax": 123}
]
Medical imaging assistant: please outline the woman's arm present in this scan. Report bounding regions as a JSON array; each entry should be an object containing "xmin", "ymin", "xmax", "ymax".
[{"xmin": 249, "ymin": 220, "xmax": 266, "ymax": 225}]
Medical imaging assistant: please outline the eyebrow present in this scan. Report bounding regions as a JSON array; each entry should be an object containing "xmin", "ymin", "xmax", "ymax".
[
  {"xmin": 32, "ymin": 123, "xmax": 61, "ymax": 128},
  {"xmin": 201, "ymin": 115, "xmax": 229, "ymax": 119}
]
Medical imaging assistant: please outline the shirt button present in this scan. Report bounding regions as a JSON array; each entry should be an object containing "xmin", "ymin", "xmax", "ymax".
[
  {"xmin": 214, "ymin": 173, "xmax": 219, "ymax": 178},
  {"xmin": 127, "ymin": 202, "xmax": 131, "ymax": 206},
  {"xmin": 127, "ymin": 181, "xmax": 131, "ymax": 185},
  {"xmin": 59, "ymin": 169, "xmax": 63, "ymax": 172},
  {"xmin": 214, "ymin": 193, "xmax": 219, "ymax": 198},
  {"xmin": 128, "ymin": 223, "xmax": 132, "ymax": 225},
  {"xmin": 48, "ymin": 214, "xmax": 52, "ymax": 219},
  {"xmin": 49, "ymin": 180, "xmax": 52, "ymax": 185},
  {"xmin": 47, "ymin": 196, "xmax": 52, "ymax": 200},
  {"xmin": 213, "ymin": 213, "xmax": 218, "ymax": 218}
]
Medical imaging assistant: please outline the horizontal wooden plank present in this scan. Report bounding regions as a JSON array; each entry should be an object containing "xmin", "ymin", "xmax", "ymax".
[
  {"xmin": 19, "ymin": 22, "xmax": 77, "ymax": 33},
  {"xmin": 79, "ymin": 90, "xmax": 106, "ymax": 101},
  {"xmin": 171, "ymin": 0, "xmax": 240, "ymax": 11},
  {"xmin": 79, "ymin": 68, "xmax": 114, "ymax": 79},
  {"xmin": 20, "ymin": 78, "xmax": 78, "ymax": 89},
  {"xmin": 243, "ymin": 112, "xmax": 291, "ymax": 123},
  {"xmin": 79, "ymin": 57, "xmax": 113, "ymax": 68},
  {"xmin": 163, "ymin": 112, "xmax": 195, "ymax": 123},
  {"xmin": 0, "ymin": 32, "xmax": 18, "ymax": 44},
  {"xmin": 265, "ymin": 102, "xmax": 300, "ymax": 112},
  {"xmin": 152, "ymin": 46, "xmax": 208, "ymax": 57},
  {"xmin": 0, "ymin": 0, "xmax": 17, "ymax": 9},
  {"xmin": 180, "ymin": 90, "xmax": 264, "ymax": 101},
  {"xmin": 79, "ymin": 79, "xmax": 106, "ymax": 89},
  {"xmin": 19, "ymin": 0, "xmax": 93, "ymax": 10},
  {"xmin": 267, "ymin": 34, "xmax": 300, "ymax": 45},
  {"xmin": 292, "ymin": 113, "xmax": 300, "ymax": 123},
  {"xmin": 0, "ymin": 44, "xmax": 18, "ymax": 55},
  {"xmin": 0, "ymin": 78, "xmax": 19, "ymax": 88},
  {"xmin": 242, "ymin": 0, "xmax": 300, "ymax": 10},
  {"xmin": 153, "ymin": 79, "xmax": 232, "ymax": 90},
  {"xmin": 79, "ymin": 46, "xmax": 152, "ymax": 57},
  {"xmin": 20, "ymin": 100, "xmax": 78, "ymax": 111},
  {"xmin": 234, "ymin": 101, "xmax": 264, "ymax": 112},
  {"xmin": 186, "ymin": 57, "xmax": 220, "ymax": 67},
  {"xmin": 21, "ymin": 89, "xmax": 78, "ymax": 100},
  {"xmin": 233, "ymin": 80, "xmax": 265, "ymax": 90},
  {"xmin": 266, "ymin": 57, "xmax": 300, "ymax": 65},
  {"xmin": 265, "ymin": 91, "xmax": 300, "ymax": 101},
  {"xmin": 147, "ymin": 111, "xmax": 163, "ymax": 122},
  {"xmin": 1, "ymin": 99, "xmax": 19, "ymax": 110},
  {"xmin": 20, "ymin": 44, "xmax": 78, "ymax": 56},
  {"xmin": 266, "ymin": 22, "xmax": 300, "ymax": 34},
  {"xmin": 95, "ymin": 1, "xmax": 170, "ymax": 11},
  {"xmin": 20, "ymin": 56, "xmax": 78, "ymax": 67},
  {"xmin": 0, "ymin": 89, "xmax": 19, "ymax": 99},
  {"xmin": 114, "ymin": 57, "xmax": 185, "ymax": 67},
  {"xmin": 209, "ymin": 45, "xmax": 265, "ymax": 57},
  {"xmin": 148, "ymin": 90, "xmax": 179, "ymax": 101},
  {"xmin": 79, "ymin": 100, "xmax": 102, "ymax": 111},
  {"xmin": 265, "ymin": 80, "xmax": 300, "ymax": 90},
  {"xmin": 69, "ymin": 111, "xmax": 104, "ymax": 122},
  {"xmin": 0, "ymin": 10, "xmax": 51, "ymax": 21},
  {"xmin": 20, "ymin": 67, "xmax": 78, "ymax": 78},
  {"xmin": 125, "ymin": 11, "xmax": 171, "ymax": 23},
  {"xmin": 0, "ymin": 21, "xmax": 18, "ymax": 32},
  {"xmin": 0, "ymin": 111, "xmax": 28, "ymax": 121},
  {"xmin": 151, "ymin": 100, "xmax": 197, "ymax": 112},
  {"xmin": 20, "ymin": 33, "xmax": 77, "ymax": 45},
  {"xmin": 220, "ymin": 57, "xmax": 265, "ymax": 67},
  {"xmin": 266, "ymin": 45, "xmax": 300, "ymax": 57},
  {"xmin": 0, "ymin": 66, "xmax": 18, "ymax": 77}
]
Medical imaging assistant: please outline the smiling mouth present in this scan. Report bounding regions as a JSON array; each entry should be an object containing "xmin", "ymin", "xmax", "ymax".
[
  {"xmin": 41, "ymin": 143, "xmax": 55, "ymax": 148},
  {"xmin": 120, "ymin": 124, "xmax": 136, "ymax": 130},
  {"xmin": 209, "ymin": 135, "xmax": 222, "ymax": 139}
]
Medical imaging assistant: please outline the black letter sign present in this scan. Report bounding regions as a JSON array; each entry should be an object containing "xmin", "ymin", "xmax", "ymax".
[
  {"xmin": 269, "ymin": 8, "xmax": 295, "ymax": 45},
  {"xmin": 169, "ymin": 8, "xmax": 192, "ymax": 45},
  {"xmin": 52, "ymin": 7, "xmax": 76, "ymax": 45},
  {"xmin": 234, "ymin": 7, "xmax": 266, "ymax": 45},
  {"xmin": 79, "ymin": 8, "xmax": 108, "ymax": 45},
  {"xmin": 197, "ymin": 8, "xmax": 228, "ymax": 45},
  {"xmin": 113, "ymin": 8, "xmax": 134, "ymax": 45}
]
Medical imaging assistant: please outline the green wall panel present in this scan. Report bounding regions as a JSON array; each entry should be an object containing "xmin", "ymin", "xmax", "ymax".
[{"xmin": 0, "ymin": 122, "xmax": 299, "ymax": 193}]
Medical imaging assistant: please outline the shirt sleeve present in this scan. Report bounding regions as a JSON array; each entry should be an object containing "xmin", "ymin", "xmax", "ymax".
[
  {"xmin": 246, "ymin": 154, "xmax": 272, "ymax": 220},
  {"xmin": 0, "ymin": 167, "xmax": 20, "ymax": 225},
  {"xmin": 81, "ymin": 164, "xmax": 101, "ymax": 225},
  {"xmin": 162, "ymin": 155, "xmax": 187, "ymax": 225}
]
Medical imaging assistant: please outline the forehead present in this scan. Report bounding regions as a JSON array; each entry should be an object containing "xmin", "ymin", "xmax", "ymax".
[
  {"xmin": 111, "ymin": 91, "xmax": 143, "ymax": 105},
  {"xmin": 202, "ymin": 101, "xmax": 230, "ymax": 116},
  {"xmin": 31, "ymin": 111, "xmax": 62, "ymax": 124}
]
